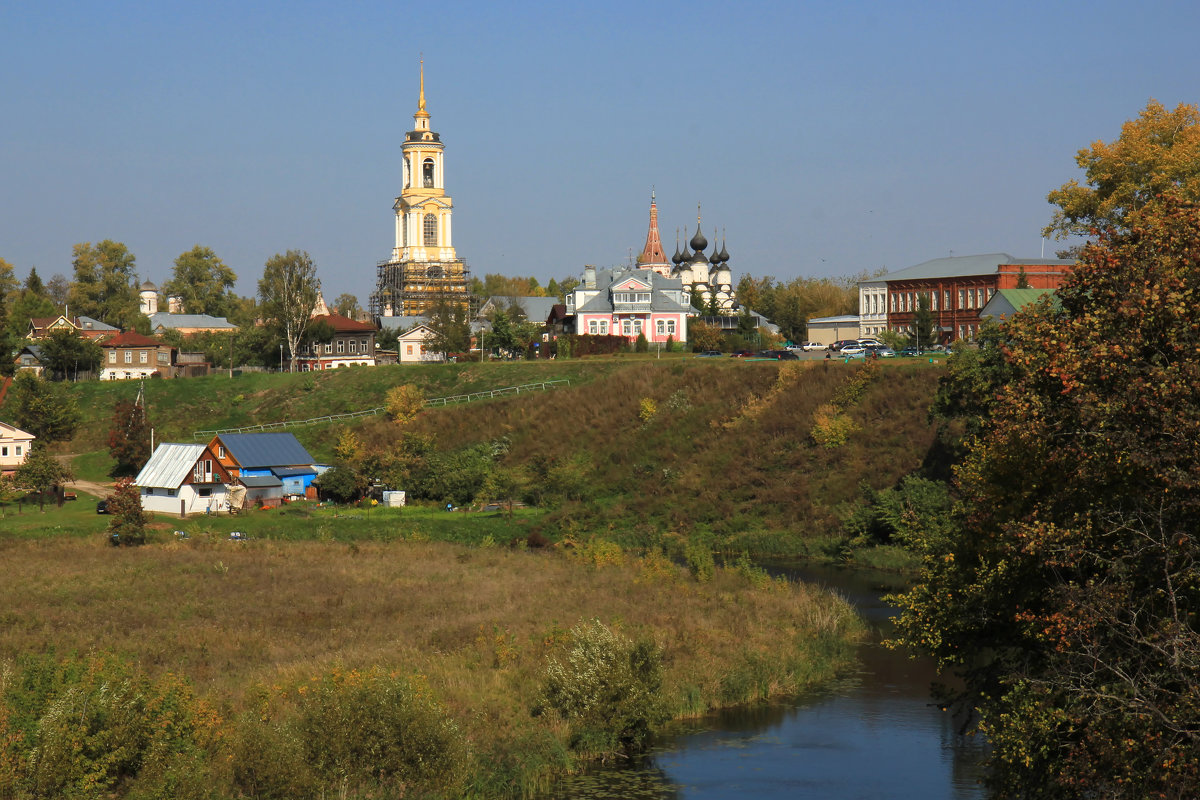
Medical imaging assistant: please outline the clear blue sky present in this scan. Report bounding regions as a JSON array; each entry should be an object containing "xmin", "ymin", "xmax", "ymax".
[{"xmin": 3, "ymin": 0, "xmax": 1199, "ymax": 306}]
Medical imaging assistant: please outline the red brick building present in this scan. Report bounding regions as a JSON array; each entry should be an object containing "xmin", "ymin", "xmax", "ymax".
[{"xmin": 882, "ymin": 253, "xmax": 1074, "ymax": 344}]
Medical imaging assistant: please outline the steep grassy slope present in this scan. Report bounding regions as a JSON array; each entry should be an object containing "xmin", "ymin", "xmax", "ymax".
[
  {"xmin": 7, "ymin": 356, "xmax": 944, "ymax": 549},
  {"xmin": 360, "ymin": 358, "xmax": 945, "ymax": 551}
]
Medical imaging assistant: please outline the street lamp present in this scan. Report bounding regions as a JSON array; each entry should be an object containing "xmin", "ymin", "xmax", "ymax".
[{"xmin": 279, "ymin": 344, "xmax": 284, "ymax": 373}]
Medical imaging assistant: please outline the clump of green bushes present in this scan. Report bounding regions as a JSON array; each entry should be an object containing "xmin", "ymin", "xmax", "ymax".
[
  {"xmin": 539, "ymin": 620, "xmax": 668, "ymax": 757},
  {"xmin": 0, "ymin": 655, "xmax": 468, "ymax": 800}
]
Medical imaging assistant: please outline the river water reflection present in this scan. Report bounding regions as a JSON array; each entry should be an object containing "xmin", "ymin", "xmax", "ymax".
[{"xmin": 545, "ymin": 563, "xmax": 987, "ymax": 799}]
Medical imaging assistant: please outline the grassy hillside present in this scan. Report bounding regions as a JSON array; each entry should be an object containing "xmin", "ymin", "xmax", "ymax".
[
  {"xmin": 7, "ymin": 355, "xmax": 946, "ymax": 552},
  {"xmin": 396, "ymin": 358, "xmax": 944, "ymax": 552}
]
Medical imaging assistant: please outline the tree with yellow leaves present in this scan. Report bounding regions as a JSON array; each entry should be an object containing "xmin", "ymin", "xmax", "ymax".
[{"xmin": 1045, "ymin": 99, "xmax": 1200, "ymax": 240}]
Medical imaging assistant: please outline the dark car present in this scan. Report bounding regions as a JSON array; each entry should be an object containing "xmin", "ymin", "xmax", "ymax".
[
  {"xmin": 96, "ymin": 500, "xmax": 109, "ymax": 514},
  {"xmin": 695, "ymin": 350, "xmax": 724, "ymax": 357},
  {"xmin": 730, "ymin": 350, "xmax": 756, "ymax": 358},
  {"xmin": 829, "ymin": 339, "xmax": 858, "ymax": 352},
  {"xmin": 762, "ymin": 349, "xmax": 799, "ymax": 360}
]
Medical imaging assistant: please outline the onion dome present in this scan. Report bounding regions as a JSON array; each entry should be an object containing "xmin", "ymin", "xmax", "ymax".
[
  {"xmin": 680, "ymin": 231, "xmax": 692, "ymax": 263},
  {"xmin": 718, "ymin": 238, "xmax": 730, "ymax": 264},
  {"xmin": 689, "ymin": 224, "xmax": 708, "ymax": 255}
]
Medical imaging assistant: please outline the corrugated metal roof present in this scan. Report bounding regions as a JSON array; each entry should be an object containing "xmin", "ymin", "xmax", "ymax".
[
  {"xmin": 882, "ymin": 253, "xmax": 1075, "ymax": 282},
  {"xmin": 218, "ymin": 433, "xmax": 314, "ymax": 469},
  {"xmin": 136, "ymin": 443, "xmax": 206, "ymax": 489}
]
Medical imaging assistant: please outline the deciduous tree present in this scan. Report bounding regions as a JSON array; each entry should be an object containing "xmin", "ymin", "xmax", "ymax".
[
  {"xmin": 332, "ymin": 293, "xmax": 361, "ymax": 319},
  {"xmin": 686, "ymin": 318, "xmax": 721, "ymax": 352},
  {"xmin": 14, "ymin": 444, "xmax": 73, "ymax": 511},
  {"xmin": 106, "ymin": 477, "xmax": 150, "ymax": 545},
  {"xmin": 386, "ymin": 384, "xmax": 425, "ymax": 426},
  {"xmin": 39, "ymin": 327, "xmax": 102, "ymax": 380},
  {"xmin": 894, "ymin": 194, "xmax": 1200, "ymax": 798},
  {"xmin": 163, "ymin": 245, "xmax": 237, "ymax": 317},
  {"xmin": 68, "ymin": 240, "xmax": 142, "ymax": 329},
  {"xmin": 10, "ymin": 372, "xmax": 80, "ymax": 443},
  {"xmin": 424, "ymin": 299, "xmax": 471, "ymax": 357},
  {"xmin": 107, "ymin": 397, "xmax": 152, "ymax": 478},
  {"xmin": 257, "ymin": 250, "xmax": 320, "ymax": 372},
  {"xmin": 1045, "ymin": 99, "xmax": 1200, "ymax": 239}
]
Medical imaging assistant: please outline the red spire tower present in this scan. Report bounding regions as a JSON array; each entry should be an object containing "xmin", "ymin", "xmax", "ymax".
[{"xmin": 638, "ymin": 190, "xmax": 672, "ymax": 276}]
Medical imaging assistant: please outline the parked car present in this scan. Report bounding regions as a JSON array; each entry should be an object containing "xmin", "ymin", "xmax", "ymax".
[
  {"xmin": 839, "ymin": 343, "xmax": 866, "ymax": 355},
  {"xmin": 899, "ymin": 346, "xmax": 922, "ymax": 357},
  {"xmin": 96, "ymin": 500, "xmax": 108, "ymax": 514},
  {"xmin": 856, "ymin": 338, "xmax": 884, "ymax": 348},
  {"xmin": 829, "ymin": 339, "xmax": 858, "ymax": 352},
  {"xmin": 865, "ymin": 345, "xmax": 895, "ymax": 358},
  {"xmin": 695, "ymin": 350, "xmax": 724, "ymax": 357},
  {"xmin": 761, "ymin": 350, "xmax": 799, "ymax": 360},
  {"xmin": 730, "ymin": 350, "xmax": 756, "ymax": 358},
  {"xmin": 800, "ymin": 341, "xmax": 826, "ymax": 351}
]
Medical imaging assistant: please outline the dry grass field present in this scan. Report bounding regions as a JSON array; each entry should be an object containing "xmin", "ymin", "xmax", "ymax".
[{"xmin": 0, "ymin": 533, "xmax": 863, "ymax": 797}]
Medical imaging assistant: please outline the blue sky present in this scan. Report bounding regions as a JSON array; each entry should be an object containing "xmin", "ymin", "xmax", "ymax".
[{"xmin": 3, "ymin": 0, "xmax": 1199, "ymax": 305}]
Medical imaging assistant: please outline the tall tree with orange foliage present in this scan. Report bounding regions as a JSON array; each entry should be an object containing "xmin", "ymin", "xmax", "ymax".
[{"xmin": 895, "ymin": 194, "xmax": 1200, "ymax": 798}]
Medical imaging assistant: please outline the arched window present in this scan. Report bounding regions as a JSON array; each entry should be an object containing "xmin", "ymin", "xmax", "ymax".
[
  {"xmin": 404, "ymin": 157, "xmax": 410, "ymax": 189},
  {"xmin": 423, "ymin": 213, "xmax": 437, "ymax": 246},
  {"xmin": 423, "ymin": 158, "xmax": 435, "ymax": 188}
]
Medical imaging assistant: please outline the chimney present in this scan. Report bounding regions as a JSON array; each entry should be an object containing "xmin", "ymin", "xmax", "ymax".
[{"xmin": 583, "ymin": 265, "xmax": 596, "ymax": 290}]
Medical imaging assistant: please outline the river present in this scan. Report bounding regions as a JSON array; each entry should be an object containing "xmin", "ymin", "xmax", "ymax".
[{"xmin": 545, "ymin": 563, "xmax": 988, "ymax": 799}]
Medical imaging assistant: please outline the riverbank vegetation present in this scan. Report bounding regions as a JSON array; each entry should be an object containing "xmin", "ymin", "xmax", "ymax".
[
  {"xmin": 892, "ymin": 185, "xmax": 1200, "ymax": 793},
  {"xmin": 0, "ymin": 533, "xmax": 864, "ymax": 798}
]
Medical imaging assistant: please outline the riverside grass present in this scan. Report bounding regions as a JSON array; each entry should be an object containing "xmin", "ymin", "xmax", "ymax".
[{"xmin": 0, "ymin": 534, "xmax": 864, "ymax": 799}]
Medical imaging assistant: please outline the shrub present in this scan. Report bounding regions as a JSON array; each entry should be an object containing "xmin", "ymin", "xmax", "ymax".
[
  {"xmin": 385, "ymin": 384, "xmax": 424, "ymax": 424},
  {"xmin": 0, "ymin": 653, "xmax": 218, "ymax": 800},
  {"xmin": 294, "ymin": 667, "xmax": 468, "ymax": 796},
  {"xmin": 638, "ymin": 397, "xmax": 657, "ymax": 423},
  {"xmin": 810, "ymin": 403, "xmax": 858, "ymax": 448},
  {"xmin": 684, "ymin": 540, "xmax": 715, "ymax": 583},
  {"xmin": 634, "ymin": 332, "xmax": 649, "ymax": 353},
  {"xmin": 540, "ymin": 620, "xmax": 668, "ymax": 755}
]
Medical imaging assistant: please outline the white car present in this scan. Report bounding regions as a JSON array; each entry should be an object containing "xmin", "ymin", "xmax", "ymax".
[
  {"xmin": 839, "ymin": 343, "xmax": 867, "ymax": 355},
  {"xmin": 856, "ymin": 338, "xmax": 884, "ymax": 348},
  {"xmin": 800, "ymin": 341, "xmax": 827, "ymax": 351}
]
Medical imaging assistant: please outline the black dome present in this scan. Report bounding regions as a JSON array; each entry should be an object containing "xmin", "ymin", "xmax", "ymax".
[{"xmin": 689, "ymin": 225, "xmax": 707, "ymax": 254}]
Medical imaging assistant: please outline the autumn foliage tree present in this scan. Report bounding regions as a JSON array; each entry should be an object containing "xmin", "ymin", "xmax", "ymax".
[
  {"xmin": 1045, "ymin": 99, "xmax": 1200, "ymax": 240},
  {"xmin": 106, "ymin": 478, "xmax": 150, "ymax": 546},
  {"xmin": 893, "ymin": 195, "xmax": 1200, "ymax": 797},
  {"xmin": 108, "ymin": 397, "xmax": 152, "ymax": 477}
]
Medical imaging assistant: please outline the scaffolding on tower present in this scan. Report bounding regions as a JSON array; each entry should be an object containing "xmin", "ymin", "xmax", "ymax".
[{"xmin": 369, "ymin": 257, "xmax": 474, "ymax": 318}]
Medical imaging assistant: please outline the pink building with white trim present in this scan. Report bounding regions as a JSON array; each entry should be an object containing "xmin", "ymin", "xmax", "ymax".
[{"xmin": 566, "ymin": 266, "xmax": 691, "ymax": 344}]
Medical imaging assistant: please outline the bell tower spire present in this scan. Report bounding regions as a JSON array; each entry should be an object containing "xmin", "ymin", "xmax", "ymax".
[
  {"xmin": 638, "ymin": 189, "xmax": 671, "ymax": 276},
  {"xmin": 414, "ymin": 57, "xmax": 430, "ymax": 131}
]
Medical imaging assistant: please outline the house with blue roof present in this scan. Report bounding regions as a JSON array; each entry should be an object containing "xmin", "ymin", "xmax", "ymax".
[{"xmin": 208, "ymin": 432, "xmax": 319, "ymax": 504}]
